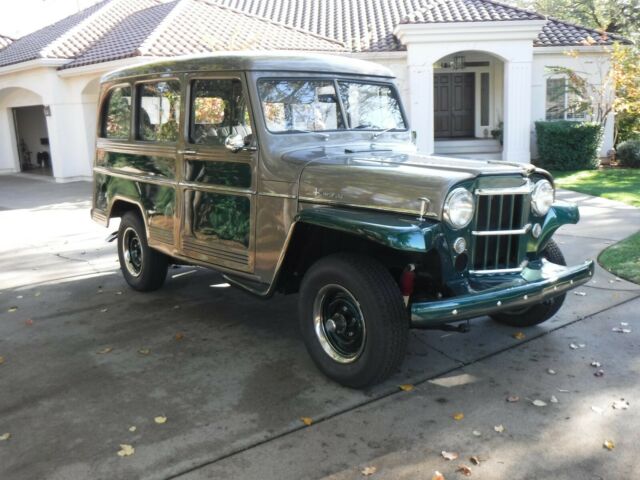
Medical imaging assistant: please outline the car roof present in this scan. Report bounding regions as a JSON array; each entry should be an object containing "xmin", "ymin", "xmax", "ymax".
[{"xmin": 100, "ymin": 51, "xmax": 395, "ymax": 83}]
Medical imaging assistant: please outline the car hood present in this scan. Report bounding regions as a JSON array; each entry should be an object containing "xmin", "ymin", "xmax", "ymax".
[{"xmin": 296, "ymin": 151, "xmax": 537, "ymax": 220}]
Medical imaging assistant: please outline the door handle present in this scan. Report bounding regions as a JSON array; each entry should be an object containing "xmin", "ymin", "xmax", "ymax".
[{"xmin": 177, "ymin": 149, "xmax": 197, "ymax": 155}]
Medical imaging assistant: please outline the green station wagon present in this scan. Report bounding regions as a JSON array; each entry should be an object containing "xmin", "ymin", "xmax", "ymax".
[{"xmin": 91, "ymin": 52, "xmax": 594, "ymax": 388}]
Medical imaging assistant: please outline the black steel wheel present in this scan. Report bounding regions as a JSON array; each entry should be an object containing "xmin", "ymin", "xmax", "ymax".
[
  {"xmin": 117, "ymin": 211, "xmax": 168, "ymax": 292},
  {"xmin": 491, "ymin": 240, "xmax": 567, "ymax": 327},
  {"xmin": 299, "ymin": 254, "xmax": 408, "ymax": 388}
]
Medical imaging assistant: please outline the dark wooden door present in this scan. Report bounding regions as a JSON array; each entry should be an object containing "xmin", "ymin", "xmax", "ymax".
[{"xmin": 434, "ymin": 73, "xmax": 475, "ymax": 138}]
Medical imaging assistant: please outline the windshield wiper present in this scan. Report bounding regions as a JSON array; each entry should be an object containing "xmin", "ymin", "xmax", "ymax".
[
  {"xmin": 371, "ymin": 127, "xmax": 397, "ymax": 140},
  {"xmin": 289, "ymin": 129, "xmax": 330, "ymax": 140}
]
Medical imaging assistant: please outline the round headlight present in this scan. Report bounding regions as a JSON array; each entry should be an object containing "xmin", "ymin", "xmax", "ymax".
[
  {"xmin": 531, "ymin": 179, "xmax": 554, "ymax": 216},
  {"xmin": 443, "ymin": 188, "xmax": 474, "ymax": 229}
]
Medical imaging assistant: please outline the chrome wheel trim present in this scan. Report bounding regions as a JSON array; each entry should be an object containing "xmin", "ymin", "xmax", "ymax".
[
  {"xmin": 312, "ymin": 284, "xmax": 366, "ymax": 364},
  {"xmin": 122, "ymin": 227, "xmax": 143, "ymax": 277}
]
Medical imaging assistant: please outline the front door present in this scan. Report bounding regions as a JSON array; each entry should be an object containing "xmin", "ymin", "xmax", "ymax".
[
  {"xmin": 434, "ymin": 72, "xmax": 475, "ymax": 138},
  {"xmin": 179, "ymin": 73, "xmax": 256, "ymax": 273}
]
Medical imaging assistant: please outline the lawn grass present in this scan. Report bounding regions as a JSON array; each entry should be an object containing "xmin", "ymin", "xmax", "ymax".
[
  {"xmin": 598, "ymin": 231, "xmax": 640, "ymax": 284},
  {"xmin": 550, "ymin": 168, "xmax": 640, "ymax": 207}
]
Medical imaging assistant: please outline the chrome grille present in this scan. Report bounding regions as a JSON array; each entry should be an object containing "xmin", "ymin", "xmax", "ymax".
[{"xmin": 470, "ymin": 190, "xmax": 529, "ymax": 274}]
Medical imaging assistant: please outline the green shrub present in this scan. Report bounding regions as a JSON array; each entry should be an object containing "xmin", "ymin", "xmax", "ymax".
[
  {"xmin": 616, "ymin": 113, "xmax": 640, "ymax": 145},
  {"xmin": 616, "ymin": 140, "xmax": 640, "ymax": 167},
  {"xmin": 535, "ymin": 121, "xmax": 603, "ymax": 171}
]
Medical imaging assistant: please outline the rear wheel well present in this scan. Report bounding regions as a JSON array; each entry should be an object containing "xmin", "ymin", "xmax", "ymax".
[
  {"xmin": 109, "ymin": 200, "xmax": 144, "ymax": 223},
  {"xmin": 275, "ymin": 223, "xmax": 442, "ymax": 295}
]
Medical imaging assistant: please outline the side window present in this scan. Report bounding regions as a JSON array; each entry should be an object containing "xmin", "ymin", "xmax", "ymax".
[
  {"xmin": 190, "ymin": 79, "xmax": 252, "ymax": 146},
  {"xmin": 136, "ymin": 80, "xmax": 181, "ymax": 142},
  {"xmin": 101, "ymin": 86, "xmax": 131, "ymax": 139}
]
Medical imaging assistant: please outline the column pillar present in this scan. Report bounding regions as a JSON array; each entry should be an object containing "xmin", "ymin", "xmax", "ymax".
[
  {"xmin": 408, "ymin": 63, "xmax": 434, "ymax": 154},
  {"xmin": 502, "ymin": 60, "xmax": 533, "ymax": 163}
]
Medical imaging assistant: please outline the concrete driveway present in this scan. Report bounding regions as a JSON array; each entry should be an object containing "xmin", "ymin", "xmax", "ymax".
[{"xmin": 1, "ymin": 176, "xmax": 639, "ymax": 480}]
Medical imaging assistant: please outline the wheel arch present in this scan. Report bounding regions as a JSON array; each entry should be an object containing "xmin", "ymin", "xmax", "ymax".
[{"xmin": 106, "ymin": 197, "xmax": 147, "ymax": 230}]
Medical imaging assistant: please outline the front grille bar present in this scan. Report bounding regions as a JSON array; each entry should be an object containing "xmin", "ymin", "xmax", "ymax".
[{"xmin": 472, "ymin": 224, "xmax": 531, "ymax": 236}]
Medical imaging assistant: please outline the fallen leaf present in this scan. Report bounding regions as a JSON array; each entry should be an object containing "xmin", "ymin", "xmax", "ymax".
[
  {"xmin": 573, "ymin": 291, "xmax": 587, "ymax": 296},
  {"xmin": 128, "ymin": 426, "xmax": 137, "ymax": 432},
  {"xmin": 432, "ymin": 472, "xmax": 445, "ymax": 480},
  {"xmin": 25, "ymin": 319, "xmax": 33, "ymax": 326},
  {"xmin": 138, "ymin": 348, "xmax": 150, "ymax": 355},
  {"xmin": 100, "ymin": 308, "xmax": 108, "ymax": 313},
  {"xmin": 512, "ymin": 332, "xmax": 526, "ymax": 340},
  {"xmin": 472, "ymin": 430, "xmax": 482, "ymax": 437},
  {"xmin": 470, "ymin": 456, "xmax": 480, "ymax": 466},
  {"xmin": 175, "ymin": 333, "xmax": 184, "ymax": 341},
  {"xmin": 620, "ymin": 322, "xmax": 629, "ymax": 327},
  {"xmin": 0, "ymin": 432, "xmax": 10, "ymax": 441},
  {"xmin": 361, "ymin": 466, "xmax": 377, "ymax": 476},
  {"xmin": 457, "ymin": 465, "xmax": 472, "ymax": 476},
  {"xmin": 173, "ymin": 305, "xmax": 180, "ymax": 310},
  {"xmin": 117, "ymin": 444, "xmax": 135, "ymax": 457},
  {"xmin": 96, "ymin": 347, "xmax": 113, "ymax": 355},
  {"xmin": 547, "ymin": 369, "xmax": 556, "ymax": 375},
  {"xmin": 591, "ymin": 406, "xmax": 604, "ymax": 414},
  {"xmin": 0, "ymin": 356, "xmax": 4, "ymax": 365},
  {"xmin": 557, "ymin": 389, "xmax": 570, "ymax": 393},
  {"xmin": 550, "ymin": 395, "xmax": 559, "ymax": 404},
  {"xmin": 452, "ymin": 412, "xmax": 464, "ymax": 421},
  {"xmin": 16, "ymin": 295, "xmax": 23, "ymax": 299},
  {"xmin": 441, "ymin": 451, "xmax": 459, "ymax": 461},
  {"xmin": 603, "ymin": 440, "xmax": 615, "ymax": 451},
  {"xmin": 301, "ymin": 417, "xmax": 313, "ymax": 426},
  {"xmin": 590, "ymin": 361, "xmax": 601, "ymax": 368},
  {"xmin": 612, "ymin": 327, "xmax": 632, "ymax": 333},
  {"xmin": 154, "ymin": 416, "xmax": 167, "ymax": 424},
  {"xmin": 399, "ymin": 384, "xmax": 415, "ymax": 392},
  {"xmin": 569, "ymin": 343, "xmax": 579, "ymax": 349},
  {"xmin": 34, "ymin": 292, "xmax": 41, "ymax": 297},
  {"xmin": 532, "ymin": 399, "xmax": 547, "ymax": 407},
  {"xmin": 494, "ymin": 424, "xmax": 505, "ymax": 433},
  {"xmin": 506, "ymin": 395, "xmax": 520, "ymax": 403},
  {"xmin": 8, "ymin": 306, "xmax": 17, "ymax": 313},
  {"xmin": 578, "ymin": 343, "xmax": 586, "ymax": 348},
  {"xmin": 594, "ymin": 369, "xmax": 605, "ymax": 377},
  {"xmin": 612, "ymin": 400, "xmax": 629, "ymax": 410},
  {"xmin": 116, "ymin": 291, "xmax": 123, "ymax": 295}
]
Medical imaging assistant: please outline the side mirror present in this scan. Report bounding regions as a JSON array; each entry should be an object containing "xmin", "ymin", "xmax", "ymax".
[{"xmin": 224, "ymin": 134, "xmax": 245, "ymax": 153}]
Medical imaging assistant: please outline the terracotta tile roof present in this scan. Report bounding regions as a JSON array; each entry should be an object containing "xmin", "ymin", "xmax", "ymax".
[
  {"xmin": 536, "ymin": 18, "xmax": 631, "ymax": 47},
  {"xmin": 214, "ymin": 0, "xmax": 626, "ymax": 51},
  {"xmin": 401, "ymin": 0, "xmax": 544, "ymax": 24},
  {"xmin": 0, "ymin": 0, "xmax": 160, "ymax": 68},
  {"xmin": 0, "ymin": 34, "xmax": 13, "ymax": 51},
  {"xmin": 62, "ymin": 0, "xmax": 345, "ymax": 69},
  {"xmin": 0, "ymin": 0, "xmax": 629, "ymax": 71}
]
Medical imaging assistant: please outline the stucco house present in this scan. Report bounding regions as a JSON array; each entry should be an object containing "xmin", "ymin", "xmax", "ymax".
[{"xmin": 0, "ymin": 0, "xmax": 627, "ymax": 182}]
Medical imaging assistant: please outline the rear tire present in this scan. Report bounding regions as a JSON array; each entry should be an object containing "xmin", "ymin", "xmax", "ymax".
[
  {"xmin": 298, "ymin": 254, "xmax": 409, "ymax": 388},
  {"xmin": 117, "ymin": 211, "xmax": 168, "ymax": 292},
  {"xmin": 491, "ymin": 240, "xmax": 566, "ymax": 327}
]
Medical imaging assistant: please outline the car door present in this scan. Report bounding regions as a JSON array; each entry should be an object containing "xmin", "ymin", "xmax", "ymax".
[{"xmin": 179, "ymin": 73, "xmax": 257, "ymax": 273}]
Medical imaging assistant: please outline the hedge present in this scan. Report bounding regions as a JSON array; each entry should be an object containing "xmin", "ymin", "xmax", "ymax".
[
  {"xmin": 616, "ymin": 140, "xmax": 640, "ymax": 168},
  {"xmin": 535, "ymin": 121, "xmax": 603, "ymax": 171}
]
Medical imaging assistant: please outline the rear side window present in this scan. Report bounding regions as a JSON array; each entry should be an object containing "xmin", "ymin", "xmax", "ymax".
[
  {"xmin": 136, "ymin": 81, "xmax": 181, "ymax": 142},
  {"xmin": 101, "ymin": 86, "xmax": 131, "ymax": 139},
  {"xmin": 190, "ymin": 79, "xmax": 252, "ymax": 146}
]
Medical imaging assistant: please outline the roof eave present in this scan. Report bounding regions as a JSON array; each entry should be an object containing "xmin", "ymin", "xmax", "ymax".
[
  {"xmin": 0, "ymin": 58, "xmax": 69, "ymax": 75},
  {"xmin": 57, "ymin": 55, "xmax": 162, "ymax": 77}
]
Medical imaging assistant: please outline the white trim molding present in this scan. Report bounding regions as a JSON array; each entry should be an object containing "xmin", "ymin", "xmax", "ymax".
[{"xmin": 0, "ymin": 58, "xmax": 69, "ymax": 75}]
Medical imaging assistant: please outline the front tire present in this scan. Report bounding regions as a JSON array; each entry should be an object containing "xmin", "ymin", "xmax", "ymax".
[
  {"xmin": 299, "ymin": 254, "xmax": 409, "ymax": 388},
  {"xmin": 117, "ymin": 211, "xmax": 168, "ymax": 292},
  {"xmin": 491, "ymin": 240, "xmax": 567, "ymax": 327}
]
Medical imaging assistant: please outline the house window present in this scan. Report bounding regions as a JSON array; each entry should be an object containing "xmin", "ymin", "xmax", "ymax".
[
  {"xmin": 136, "ymin": 80, "xmax": 181, "ymax": 142},
  {"xmin": 101, "ymin": 86, "xmax": 131, "ymax": 139},
  {"xmin": 545, "ymin": 77, "xmax": 587, "ymax": 121},
  {"xmin": 480, "ymin": 73, "xmax": 489, "ymax": 126},
  {"xmin": 189, "ymin": 79, "xmax": 252, "ymax": 146}
]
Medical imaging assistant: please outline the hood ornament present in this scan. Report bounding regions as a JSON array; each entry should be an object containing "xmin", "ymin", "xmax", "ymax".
[{"xmin": 418, "ymin": 197, "xmax": 431, "ymax": 221}]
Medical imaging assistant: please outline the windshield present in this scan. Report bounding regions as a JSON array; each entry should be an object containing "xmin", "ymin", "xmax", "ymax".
[{"xmin": 257, "ymin": 78, "xmax": 405, "ymax": 133}]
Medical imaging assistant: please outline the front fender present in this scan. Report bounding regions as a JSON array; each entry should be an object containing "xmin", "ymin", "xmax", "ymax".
[
  {"xmin": 527, "ymin": 201, "xmax": 580, "ymax": 253},
  {"xmin": 295, "ymin": 206, "xmax": 441, "ymax": 253}
]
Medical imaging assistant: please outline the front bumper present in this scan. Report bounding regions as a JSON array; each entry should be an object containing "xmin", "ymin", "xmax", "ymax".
[{"xmin": 410, "ymin": 259, "xmax": 594, "ymax": 328}]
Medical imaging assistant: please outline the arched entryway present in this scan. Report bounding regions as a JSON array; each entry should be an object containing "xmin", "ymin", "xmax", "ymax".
[
  {"xmin": 0, "ymin": 86, "xmax": 53, "ymax": 177},
  {"xmin": 432, "ymin": 50, "xmax": 504, "ymax": 160}
]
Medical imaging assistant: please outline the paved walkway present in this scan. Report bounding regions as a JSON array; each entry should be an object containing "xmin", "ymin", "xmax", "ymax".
[{"xmin": 0, "ymin": 176, "xmax": 638, "ymax": 480}]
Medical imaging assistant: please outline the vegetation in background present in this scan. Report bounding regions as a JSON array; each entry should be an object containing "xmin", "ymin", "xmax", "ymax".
[
  {"xmin": 598, "ymin": 232, "xmax": 640, "ymax": 284},
  {"xmin": 551, "ymin": 168, "xmax": 640, "ymax": 207},
  {"xmin": 615, "ymin": 139, "xmax": 640, "ymax": 167},
  {"xmin": 535, "ymin": 121, "xmax": 603, "ymax": 170}
]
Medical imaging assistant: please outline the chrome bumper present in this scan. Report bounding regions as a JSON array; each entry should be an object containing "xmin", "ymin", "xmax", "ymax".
[{"xmin": 410, "ymin": 259, "xmax": 594, "ymax": 328}]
